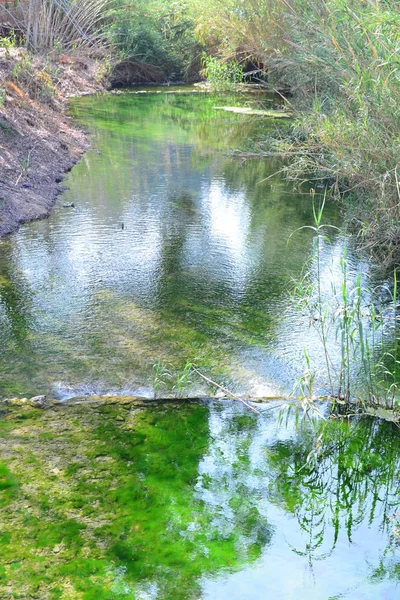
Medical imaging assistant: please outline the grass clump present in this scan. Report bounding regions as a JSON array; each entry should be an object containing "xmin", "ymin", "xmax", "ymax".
[
  {"xmin": 201, "ymin": 55, "xmax": 243, "ymax": 91},
  {"xmin": 291, "ymin": 193, "xmax": 400, "ymax": 410}
]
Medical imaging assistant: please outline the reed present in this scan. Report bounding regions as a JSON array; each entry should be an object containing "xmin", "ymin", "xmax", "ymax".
[
  {"xmin": 194, "ymin": 0, "xmax": 400, "ymax": 266},
  {"xmin": 292, "ymin": 193, "xmax": 400, "ymax": 410},
  {"xmin": 2, "ymin": 0, "xmax": 111, "ymax": 51}
]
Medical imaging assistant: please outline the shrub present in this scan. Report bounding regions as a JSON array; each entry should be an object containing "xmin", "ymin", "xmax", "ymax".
[
  {"xmin": 107, "ymin": 0, "xmax": 202, "ymax": 82},
  {"xmin": 201, "ymin": 55, "xmax": 243, "ymax": 90}
]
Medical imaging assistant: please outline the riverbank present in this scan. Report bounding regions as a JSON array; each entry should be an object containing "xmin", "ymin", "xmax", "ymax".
[{"xmin": 0, "ymin": 48, "xmax": 110, "ymax": 237}]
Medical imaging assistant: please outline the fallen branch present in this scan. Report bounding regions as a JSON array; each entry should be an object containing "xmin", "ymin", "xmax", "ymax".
[{"xmin": 192, "ymin": 367, "xmax": 261, "ymax": 414}]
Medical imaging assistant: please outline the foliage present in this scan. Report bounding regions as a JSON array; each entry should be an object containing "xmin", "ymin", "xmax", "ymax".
[
  {"xmin": 10, "ymin": 53, "xmax": 55, "ymax": 103},
  {"xmin": 152, "ymin": 361, "xmax": 194, "ymax": 398},
  {"xmin": 189, "ymin": 0, "xmax": 287, "ymax": 64},
  {"xmin": 107, "ymin": 0, "xmax": 202, "ymax": 81},
  {"xmin": 201, "ymin": 55, "xmax": 243, "ymax": 91},
  {"xmin": 0, "ymin": 29, "xmax": 17, "ymax": 53}
]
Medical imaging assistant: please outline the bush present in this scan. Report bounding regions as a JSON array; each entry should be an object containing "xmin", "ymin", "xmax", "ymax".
[
  {"xmin": 107, "ymin": 0, "xmax": 202, "ymax": 82},
  {"xmin": 201, "ymin": 55, "xmax": 243, "ymax": 90}
]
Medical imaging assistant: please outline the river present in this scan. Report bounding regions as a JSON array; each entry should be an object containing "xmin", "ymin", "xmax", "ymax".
[
  {"xmin": 0, "ymin": 89, "xmax": 399, "ymax": 599},
  {"xmin": 0, "ymin": 89, "xmax": 369, "ymax": 400}
]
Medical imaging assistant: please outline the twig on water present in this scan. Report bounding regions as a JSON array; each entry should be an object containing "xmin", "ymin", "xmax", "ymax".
[{"xmin": 192, "ymin": 367, "xmax": 261, "ymax": 414}]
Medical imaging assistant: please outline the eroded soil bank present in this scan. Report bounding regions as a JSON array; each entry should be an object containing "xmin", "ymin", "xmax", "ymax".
[{"xmin": 0, "ymin": 48, "xmax": 109, "ymax": 237}]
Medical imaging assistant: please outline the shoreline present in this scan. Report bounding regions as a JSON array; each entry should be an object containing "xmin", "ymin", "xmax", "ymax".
[{"xmin": 0, "ymin": 48, "xmax": 109, "ymax": 238}]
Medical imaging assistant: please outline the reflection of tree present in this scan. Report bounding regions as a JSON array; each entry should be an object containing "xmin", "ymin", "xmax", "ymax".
[
  {"xmin": 195, "ymin": 407, "xmax": 274, "ymax": 565},
  {"xmin": 0, "ymin": 256, "xmax": 32, "ymax": 346},
  {"xmin": 267, "ymin": 417, "xmax": 400, "ymax": 568},
  {"xmin": 88, "ymin": 404, "xmax": 273, "ymax": 599},
  {"xmin": 69, "ymin": 92, "xmax": 339, "ymax": 351},
  {"xmin": 0, "ymin": 245, "xmax": 36, "ymax": 396}
]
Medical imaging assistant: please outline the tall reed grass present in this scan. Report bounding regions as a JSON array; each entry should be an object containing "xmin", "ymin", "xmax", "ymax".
[
  {"xmin": 278, "ymin": 0, "xmax": 400, "ymax": 267},
  {"xmin": 195, "ymin": 0, "xmax": 400, "ymax": 266},
  {"xmin": 292, "ymin": 192, "xmax": 400, "ymax": 410},
  {"xmin": 1, "ymin": 0, "xmax": 111, "ymax": 51}
]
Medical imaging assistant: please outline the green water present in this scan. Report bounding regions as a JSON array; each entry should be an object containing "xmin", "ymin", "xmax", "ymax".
[
  {"xmin": 0, "ymin": 89, "xmax": 399, "ymax": 598},
  {"xmin": 0, "ymin": 90, "xmax": 364, "ymax": 400},
  {"xmin": 0, "ymin": 399, "xmax": 399, "ymax": 599}
]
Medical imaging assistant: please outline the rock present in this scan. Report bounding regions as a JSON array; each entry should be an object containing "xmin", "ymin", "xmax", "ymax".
[{"xmin": 29, "ymin": 395, "xmax": 47, "ymax": 408}]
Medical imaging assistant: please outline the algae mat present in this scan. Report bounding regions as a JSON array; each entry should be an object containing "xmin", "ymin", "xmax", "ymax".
[{"xmin": 1, "ymin": 400, "xmax": 400, "ymax": 599}]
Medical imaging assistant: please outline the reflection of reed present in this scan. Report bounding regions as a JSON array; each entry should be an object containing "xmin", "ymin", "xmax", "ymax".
[{"xmin": 268, "ymin": 416, "xmax": 400, "ymax": 566}]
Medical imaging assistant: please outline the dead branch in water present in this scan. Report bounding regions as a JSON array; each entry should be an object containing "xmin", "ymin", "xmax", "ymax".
[{"xmin": 192, "ymin": 367, "xmax": 261, "ymax": 414}]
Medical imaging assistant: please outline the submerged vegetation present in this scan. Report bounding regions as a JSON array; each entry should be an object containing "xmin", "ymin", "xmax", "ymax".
[{"xmin": 1, "ymin": 398, "xmax": 400, "ymax": 598}]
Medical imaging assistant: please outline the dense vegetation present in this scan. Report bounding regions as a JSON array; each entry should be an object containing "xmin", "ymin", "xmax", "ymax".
[
  {"xmin": 1, "ymin": 0, "xmax": 399, "ymax": 261},
  {"xmin": 191, "ymin": 0, "xmax": 400, "ymax": 267}
]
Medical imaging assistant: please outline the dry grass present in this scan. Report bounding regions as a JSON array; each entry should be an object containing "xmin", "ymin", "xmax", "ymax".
[{"xmin": 0, "ymin": 0, "xmax": 111, "ymax": 51}]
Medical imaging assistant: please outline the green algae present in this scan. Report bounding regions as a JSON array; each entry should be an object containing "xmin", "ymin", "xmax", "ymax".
[
  {"xmin": 213, "ymin": 106, "xmax": 292, "ymax": 118},
  {"xmin": 0, "ymin": 401, "xmax": 263, "ymax": 599},
  {"xmin": 0, "ymin": 399, "xmax": 400, "ymax": 598}
]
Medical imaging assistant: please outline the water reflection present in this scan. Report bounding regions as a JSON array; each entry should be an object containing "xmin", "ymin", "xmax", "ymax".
[
  {"xmin": 201, "ymin": 404, "xmax": 400, "ymax": 599},
  {"xmin": 1, "ymin": 401, "xmax": 399, "ymax": 598},
  {"xmin": 0, "ymin": 90, "xmax": 365, "ymax": 399}
]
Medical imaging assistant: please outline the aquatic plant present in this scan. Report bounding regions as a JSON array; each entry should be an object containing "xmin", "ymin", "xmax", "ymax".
[
  {"xmin": 172, "ymin": 360, "xmax": 194, "ymax": 398},
  {"xmin": 0, "ymin": 401, "xmax": 272, "ymax": 598},
  {"xmin": 152, "ymin": 359, "xmax": 171, "ymax": 399},
  {"xmin": 291, "ymin": 192, "xmax": 400, "ymax": 409}
]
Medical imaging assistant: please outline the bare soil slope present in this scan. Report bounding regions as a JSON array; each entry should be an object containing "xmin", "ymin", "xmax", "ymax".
[{"xmin": 0, "ymin": 48, "xmax": 109, "ymax": 237}]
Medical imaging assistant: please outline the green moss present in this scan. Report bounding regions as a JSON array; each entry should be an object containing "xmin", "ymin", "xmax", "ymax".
[{"xmin": 0, "ymin": 464, "xmax": 18, "ymax": 504}]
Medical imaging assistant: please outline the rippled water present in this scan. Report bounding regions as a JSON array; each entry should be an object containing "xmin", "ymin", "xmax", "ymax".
[
  {"xmin": 0, "ymin": 89, "xmax": 399, "ymax": 599},
  {"xmin": 0, "ymin": 89, "xmax": 370, "ymax": 400}
]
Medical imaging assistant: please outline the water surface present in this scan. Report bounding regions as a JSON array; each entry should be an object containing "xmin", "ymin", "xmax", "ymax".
[
  {"xmin": 0, "ymin": 400, "xmax": 399, "ymax": 599},
  {"xmin": 0, "ymin": 89, "xmax": 399, "ymax": 599},
  {"xmin": 0, "ymin": 90, "xmax": 365, "ymax": 399}
]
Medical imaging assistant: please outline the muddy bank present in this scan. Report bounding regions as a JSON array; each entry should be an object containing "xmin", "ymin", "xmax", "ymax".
[{"xmin": 0, "ymin": 48, "xmax": 109, "ymax": 237}]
